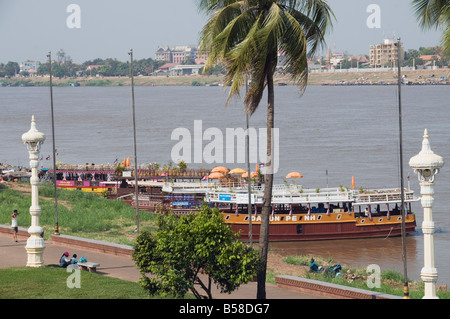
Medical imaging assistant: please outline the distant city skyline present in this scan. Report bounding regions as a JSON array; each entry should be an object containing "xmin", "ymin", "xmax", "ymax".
[{"xmin": 0, "ymin": 0, "xmax": 444, "ymax": 64}]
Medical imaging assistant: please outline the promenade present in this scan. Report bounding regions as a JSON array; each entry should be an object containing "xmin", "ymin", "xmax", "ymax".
[{"xmin": 0, "ymin": 230, "xmax": 328, "ymax": 299}]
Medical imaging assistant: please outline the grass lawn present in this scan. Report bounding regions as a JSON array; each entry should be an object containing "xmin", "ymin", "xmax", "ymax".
[
  {"xmin": 0, "ymin": 266, "xmax": 151, "ymax": 299},
  {"xmin": 0, "ymin": 183, "xmax": 157, "ymax": 246}
]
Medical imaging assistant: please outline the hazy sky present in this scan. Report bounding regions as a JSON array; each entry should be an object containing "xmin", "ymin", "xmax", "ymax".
[{"xmin": 0, "ymin": 0, "xmax": 444, "ymax": 64}]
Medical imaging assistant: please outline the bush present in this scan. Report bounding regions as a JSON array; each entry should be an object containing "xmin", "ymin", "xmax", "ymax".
[{"xmin": 133, "ymin": 205, "xmax": 260, "ymax": 299}]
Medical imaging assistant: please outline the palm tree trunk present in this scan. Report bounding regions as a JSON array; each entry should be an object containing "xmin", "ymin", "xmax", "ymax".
[{"xmin": 257, "ymin": 65, "xmax": 275, "ymax": 300}]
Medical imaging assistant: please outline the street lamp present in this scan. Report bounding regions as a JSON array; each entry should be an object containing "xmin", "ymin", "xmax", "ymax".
[
  {"xmin": 129, "ymin": 48, "xmax": 139, "ymax": 234},
  {"xmin": 409, "ymin": 129, "xmax": 444, "ymax": 299},
  {"xmin": 22, "ymin": 115, "xmax": 46, "ymax": 267}
]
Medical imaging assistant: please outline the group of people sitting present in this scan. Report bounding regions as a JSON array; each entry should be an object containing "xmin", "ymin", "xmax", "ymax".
[{"xmin": 59, "ymin": 251, "xmax": 85, "ymax": 268}]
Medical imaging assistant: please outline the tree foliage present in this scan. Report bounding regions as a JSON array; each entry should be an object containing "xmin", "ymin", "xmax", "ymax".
[
  {"xmin": 412, "ymin": 0, "xmax": 450, "ymax": 56},
  {"xmin": 132, "ymin": 205, "xmax": 260, "ymax": 299}
]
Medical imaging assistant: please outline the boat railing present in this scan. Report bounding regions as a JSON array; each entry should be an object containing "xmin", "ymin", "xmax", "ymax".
[
  {"xmin": 205, "ymin": 186, "xmax": 354, "ymax": 204},
  {"xmin": 56, "ymin": 164, "xmax": 116, "ymax": 171},
  {"xmin": 352, "ymin": 188, "xmax": 417, "ymax": 204}
]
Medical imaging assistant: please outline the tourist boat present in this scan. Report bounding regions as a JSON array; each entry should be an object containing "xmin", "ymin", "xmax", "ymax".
[
  {"xmin": 47, "ymin": 165, "xmax": 418, "ymax": 241},
  {"xmin": 205, "ymin": 184, "xmax": 417, "ymax": 241},
  {"xmin": 129, "ymin": 180, "xmax": 418, "ymax": 241},
  {"xmin": 46, "ymin": 164, "xmax": 117, "ymax": 193}
]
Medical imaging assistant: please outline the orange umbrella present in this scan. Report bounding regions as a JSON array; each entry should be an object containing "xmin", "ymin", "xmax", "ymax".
[
  {"xmin": 208, "ymin": 172, "xmax": 224, "ymax": 179},
  {"xmin": 286, "ymin": 172, "xmax": 303, "ymax": 178},
  {"xmin": 242, "ymin": 171, "xmax": 258, "ymax": 178},
  {"xmin": 211, "ymin": 166, "xmax": 229, "ymax": 173},
  {"xmin": 229, "ymin": 168, "xmax": 246, "ymax": 174}
]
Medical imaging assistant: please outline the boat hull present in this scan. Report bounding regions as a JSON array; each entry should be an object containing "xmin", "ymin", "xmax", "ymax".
[{"xmin": 223, "ymin": 212, "xmax": 416, "ymax": 241}]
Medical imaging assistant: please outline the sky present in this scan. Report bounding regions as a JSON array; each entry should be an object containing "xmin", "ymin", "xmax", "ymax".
[{"xmin": 0, "ymin": 0, "xmax": 444, "ymax": 64}]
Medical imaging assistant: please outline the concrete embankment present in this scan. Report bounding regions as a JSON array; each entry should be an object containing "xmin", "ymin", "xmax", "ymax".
[{"xmin": 2, "ymin": 68, "xmax": 448, "ymax": 87}]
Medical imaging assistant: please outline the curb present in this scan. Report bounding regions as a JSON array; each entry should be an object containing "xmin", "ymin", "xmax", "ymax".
[
  {"xmin": 275, "ymin": 275, "xmax": 403, "ymax": 299},
  {"xmin": 50, "ymin": 234, "xmax": 133, "ymax": 257},
  {"xmin": 0, "ymin": 224, "xmax": 30, "ymax": 239}
]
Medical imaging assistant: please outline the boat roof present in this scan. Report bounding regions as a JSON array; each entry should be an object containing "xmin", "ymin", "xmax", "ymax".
[{"xmin": 123, "ymin": 180, "xmax": 419, "ymax": 205}]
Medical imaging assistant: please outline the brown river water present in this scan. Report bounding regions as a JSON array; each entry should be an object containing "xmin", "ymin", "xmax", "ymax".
[{"xmin": 1, "ymin": 84, "xmax": 449, "ymax": 285}]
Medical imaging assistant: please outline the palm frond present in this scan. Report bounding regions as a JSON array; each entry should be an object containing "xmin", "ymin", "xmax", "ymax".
[
  {"xmin": 412, "ymin": 0, "xmax": 450, "ymax": 54},
  {"xmin": 198, "ymin": 0, "xmax": 335, "ymax": 113},
  {"xmin": 199, "ymin": 2, "xmax": 246, "ymax": 70},
  {"xmin": 412, "ymin": 0, "xmax": 449, "ymax": 29}
]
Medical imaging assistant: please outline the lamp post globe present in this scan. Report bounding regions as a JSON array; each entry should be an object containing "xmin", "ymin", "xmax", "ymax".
[
  {"xmin": 22, "ymin": 115, "xmax": 46, "ymax": 267},
  {"xmin": 409, "ymin": 129, "xmax": 444, "ymax": 299}
]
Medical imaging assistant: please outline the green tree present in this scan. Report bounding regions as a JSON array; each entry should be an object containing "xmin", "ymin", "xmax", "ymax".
[
  {"xmin": 412, "ymin": 0, "xmax": 450, "ymax": 56},
  {"xmin": 197, "ymin": 0, "xmax": 334, "ymax": 299},
  {"xmin": 4, "ymin": 61, "xmax": 20, "ymax": 77},
  {"xmin": 132, "ymin": 205, "xmax": 260, "ymax": 299}
]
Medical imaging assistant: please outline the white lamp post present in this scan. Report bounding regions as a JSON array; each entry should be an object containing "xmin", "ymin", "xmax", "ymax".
[
  {"xmin": 22, "ymin": 115, "xmax": 46, "ymax": 267},
  {"xmin": 409, "ymin": 129, "xmax": 444, "ymax": 299}
]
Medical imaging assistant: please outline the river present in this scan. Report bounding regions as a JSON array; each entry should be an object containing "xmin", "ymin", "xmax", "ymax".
[{"xmin": 1, "ymin": 84, "xmax": 449, "ymax": 285}]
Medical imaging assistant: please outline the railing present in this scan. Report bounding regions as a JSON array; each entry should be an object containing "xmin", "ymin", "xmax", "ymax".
[
  {"xmin": 204, "ymin": 186, "xmax": 417, "ymax": 205},
  {"xmin": 352, "ymin": 188, "xmax": 416, "ymax": 204},
  {"xmin": 205, "ymin": 186, "xmax": 354, "ymax": 204}
]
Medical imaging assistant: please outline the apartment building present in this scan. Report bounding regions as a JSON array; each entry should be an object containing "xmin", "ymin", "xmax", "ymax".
[
  {"xmin": 20, "ymin": 60, "xmax": 41, "ymax": 73},
  {"xmin": 155, "ymin": 45, "xmax": 206, "ymax": 64},
  {"xmin": 155, "ymin": 46, "xmax": 172, "ymax": 62},
  {"xmin": 369, "ymin": 38, "xmax": 404, "ymax": 68}
]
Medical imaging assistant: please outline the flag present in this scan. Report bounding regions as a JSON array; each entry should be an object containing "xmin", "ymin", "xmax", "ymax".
[
  {"xmin": 202, "ymin": 175, "xmax": 208, "ymax": 181},
  {"xmin": 113, "ymin": 159, "xmax": 118, "ymax": 165},
  {"xmin": 46, "ymin": 155, "xmax": 50, "ymax": 160},
  {"xmin": 160, "ymin": 172, "xmax": 168, "ymax": 177}
]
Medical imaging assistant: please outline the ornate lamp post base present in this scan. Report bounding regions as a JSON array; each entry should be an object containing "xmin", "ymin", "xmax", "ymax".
[
  {"xmin": 25, "ymin": 237, "xmax": 45, "ymax": 267},
  {"xmin": 421, "ymin": 267, "xmax": 439, "ymax": 299}
]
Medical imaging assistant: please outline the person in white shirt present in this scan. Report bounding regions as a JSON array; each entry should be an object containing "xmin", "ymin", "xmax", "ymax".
[{"xmin": 11, "ymin": 210, "xmax": 19, "ymax": 242}]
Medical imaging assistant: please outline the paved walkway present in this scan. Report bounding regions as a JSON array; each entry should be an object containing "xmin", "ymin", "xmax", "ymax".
[{"xmin": 0, "ymin": 232, "xmax": 329, "ymax": 299}]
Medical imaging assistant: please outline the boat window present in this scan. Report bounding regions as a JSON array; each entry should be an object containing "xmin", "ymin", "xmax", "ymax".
[
  {"xmin": 361, "ymin": 219, "xmax": 365, "ymax": 223},
  {"xmin": 225, "ymin": 215, "xmax": 230, "ymax": 220},
  {"xmin": 336, "ymin": 214, "xmax": 342, "ymax": 220},
  {"xmin": 397, "ymin": 216, "xmax": 402, "ymax": 221},
  {"xmin": 378, "ymin": 218, "xmax": 383, "ymax": 222},
  {"xmin": 244, "ymin": 216, "xmax": 248, "ymax": 221},
  {"xmin": 297, "ymin": 225, "xmax": 302, "ymax": 234},
  {"xmin": 317, "ymin": 215, "xmax": 322, "ymax": 220}
]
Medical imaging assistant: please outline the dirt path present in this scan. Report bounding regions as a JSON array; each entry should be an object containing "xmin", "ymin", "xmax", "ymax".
[{"xmin": 5, "ymin": 181, "xmax": 73, "ymax": 210}]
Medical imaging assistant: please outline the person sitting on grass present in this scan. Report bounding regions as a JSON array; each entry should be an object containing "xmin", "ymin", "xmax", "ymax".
[{"xmin": 59, "ymin": 251, "xmax": 71, "ymax": 268}]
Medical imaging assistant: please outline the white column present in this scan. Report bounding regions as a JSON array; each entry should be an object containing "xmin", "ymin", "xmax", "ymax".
[
  {"xmin": 25, "ymin": 143, "xmax": 45, "ymax": 267},
  {"xmin": 420, "ymin": 181, "xmax": 438, "ymax": 298}
]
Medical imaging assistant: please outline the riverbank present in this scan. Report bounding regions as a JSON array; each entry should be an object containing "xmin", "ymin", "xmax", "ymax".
[{"xmin": 1, "ymin": 68, "xmax": 448, "ymax": 87}]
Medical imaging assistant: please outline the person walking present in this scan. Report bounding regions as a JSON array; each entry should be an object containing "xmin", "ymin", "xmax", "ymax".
[{"xmin": 11, "ymin": 210, "xmax": 19, "ymax": 242}]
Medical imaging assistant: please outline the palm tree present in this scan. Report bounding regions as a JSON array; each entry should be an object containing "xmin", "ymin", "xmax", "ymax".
[
  {"xmin": 197, "ymin": 0, "xmax": 334, "ymax": 298},
  {"xmin": 412, "ymin": 0, "xmax": 450, "ymax": 55}
]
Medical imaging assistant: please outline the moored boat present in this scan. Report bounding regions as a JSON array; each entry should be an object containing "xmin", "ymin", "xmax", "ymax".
[
  {"xmin": 205, "ymin": 185, "xmax": 417, "ymax": 241},
  {"xmin": 128, "ymin": 180, "xmax": 417, "ymax": 241},
  {"xmin": 47, "ymin": 164, "xmax": 418, "ymax": 241},
  {"xmin": 46, "ymin": 164, "xmax": 116, "ymax": 193}
]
